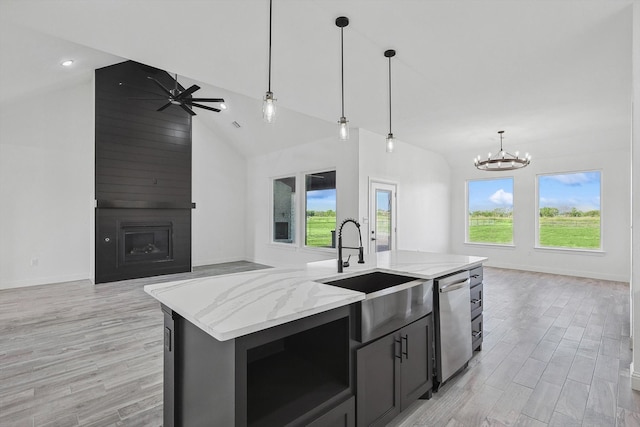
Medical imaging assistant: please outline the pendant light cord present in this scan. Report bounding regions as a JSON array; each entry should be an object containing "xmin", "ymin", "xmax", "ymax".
[
  {"xmin": 268, "ymin": 0, "xmax": 273, "ymax": 93},
  {"xmin": 388, "ymin": 56, "xmax": 392, "ymax": 134},
  {"xmin": 341, "ymin": 27, "xmax": 345, "ymax": 117}
]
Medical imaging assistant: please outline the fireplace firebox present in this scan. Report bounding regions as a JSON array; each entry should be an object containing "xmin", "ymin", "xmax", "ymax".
[{"xmin": 120, "ymin": 223, "xmax": 173, "ymax": 265}]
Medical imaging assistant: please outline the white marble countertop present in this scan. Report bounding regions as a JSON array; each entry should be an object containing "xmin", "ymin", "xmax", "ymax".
[{"xmin": 144, "ymin": 250, "xmax": 487, "ymax": 341}]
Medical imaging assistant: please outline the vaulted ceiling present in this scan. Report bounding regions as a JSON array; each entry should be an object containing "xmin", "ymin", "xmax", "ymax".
[{"xmin": 0, "ymin": 0, "xmax": 632, "ymax": 163}]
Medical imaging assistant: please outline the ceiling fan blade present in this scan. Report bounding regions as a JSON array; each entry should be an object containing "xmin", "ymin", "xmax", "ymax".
[
  {"xmin": 157, "ymin": 102, "xmax": 173, "ymax": 112},
  {"xmin": 179, "ymin": 103, "xmax": 197, "ymax": 116},
  {"xmin": 129, "ymin": 97, "xmax": 166, "ymax": 101},
  {"xmin": 190, "ymin": 98, "xmax": 225, "ymax": 103},
  {"xmin": 190, "ymin": 102, "xmax": 221, "ymax": 112},
  {"xmin": 175, "ymin": 85, "xmax": 201, "ymax": 100},
  {"xmin": 147, "ymin": 77, "xmax": 173, "ymax": 96}
]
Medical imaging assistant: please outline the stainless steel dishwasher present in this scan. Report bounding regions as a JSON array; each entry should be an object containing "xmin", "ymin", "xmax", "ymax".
[{"xmin": 434, "ymin": 270, "xmax": 472, "ymax": 391}]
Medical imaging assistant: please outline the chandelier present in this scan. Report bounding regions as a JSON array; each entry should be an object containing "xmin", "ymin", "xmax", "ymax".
[{"xmin": 474, "ymin": 131, "xmax": 531, "ymax": 171}]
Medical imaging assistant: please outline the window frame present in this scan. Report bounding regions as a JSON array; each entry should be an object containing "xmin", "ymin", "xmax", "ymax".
[
  {"xmin": 535, "ymin": 169, "xmax": 603, "ymax": 253},
  {"xmin": 270, "ymin": 174, "xmax": 297, "ymax": 247},
  {"xmin": 303, "ymin": 169, "xmax": 337, "ymax": 252},
  {"xmin": 465, "ymin": 176, "xmax": 515, "ymax": 247}
]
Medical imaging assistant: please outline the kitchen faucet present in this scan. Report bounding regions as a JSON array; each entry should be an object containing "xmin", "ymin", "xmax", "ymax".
[{"xmin": 337, "ymin": 218, "xmax": 365, "ymax": 273}]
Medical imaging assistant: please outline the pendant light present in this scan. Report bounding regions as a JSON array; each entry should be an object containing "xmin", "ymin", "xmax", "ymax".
[
  {"xmin": 263, "ymin": 0, "xmax": 276, "ymax": 123},
  {"xmin": 384, "ymin": 49, "xmax": 396, "ymax": 153},
  {"xmin": 474, "ymin": 131, "xmax": 531, "ymax": 171},
  {"xmin": 336, "ymin": 16, "xmax": 350, "ymax": 141}
]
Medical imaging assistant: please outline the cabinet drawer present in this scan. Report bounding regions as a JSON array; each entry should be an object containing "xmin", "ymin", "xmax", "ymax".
[
  {"xmin": 469, "ymin": 266, "xmax": 483, "ymax": 287},
  {"xmin": 471, "ymin": 313, "xmax": 483, "ymax": 351},
  {"xmin": 307, "ymin": 396, "xmax": 355, "ymax": 427},
  {"xmin": 470, "ymin": 282, "xmax": 483, "ymax": 319}
]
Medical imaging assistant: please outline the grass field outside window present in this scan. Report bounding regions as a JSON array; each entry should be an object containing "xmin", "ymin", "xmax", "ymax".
[
  {"xmin": 537, "ymin": 171, "xmax": 601, "ymax": 250},
  {"xmin": 467, "ymin": 177, "xmax": 514, "ymax": 245}
]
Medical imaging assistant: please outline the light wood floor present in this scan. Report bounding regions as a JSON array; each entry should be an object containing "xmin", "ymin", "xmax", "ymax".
[{"xmin": 0, "ymin": 264, "xmax": 637, "ymax": 426}]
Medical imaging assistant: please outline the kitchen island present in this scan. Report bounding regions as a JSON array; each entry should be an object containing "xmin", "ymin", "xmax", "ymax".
[{"xmin": 145, "ymin": 250, "xmax": 486, "ymax": 427}]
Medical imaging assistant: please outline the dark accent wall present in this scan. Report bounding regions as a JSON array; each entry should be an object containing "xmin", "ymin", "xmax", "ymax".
[
  {"xmin": 95, "ymin": 61, "xmax": 192, "ymax": 205},
  {"xmin": 95, "ymin": 61, "xmax": 193, "ymax": 283}
]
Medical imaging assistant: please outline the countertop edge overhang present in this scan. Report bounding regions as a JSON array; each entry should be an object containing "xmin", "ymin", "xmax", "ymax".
[{"xmin": 144, "ymin": 250, "xmax": 488, "ymax": 342}]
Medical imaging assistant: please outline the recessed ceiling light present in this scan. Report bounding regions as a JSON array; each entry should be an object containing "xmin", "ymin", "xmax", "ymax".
[
  {"xmin": 220, "ymin": 103, "xmax": 228, "ymax": 110},
  {"xmin": 232, "ymin": 121, "xmax": 241, "ymax": 128},
  {"xmin": 61, "ymin": 60, "xmax": 74, "ymax": 67}
]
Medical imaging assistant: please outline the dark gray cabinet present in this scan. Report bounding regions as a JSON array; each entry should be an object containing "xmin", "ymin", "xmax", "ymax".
[
  {"xmin": 355, "ymin": 314, "xmax": 433, "ymax": 427},
  {"xmin": 162, "ymin": 304, "xmax": 354, "ymax": 427},
  {"xmin": 469, "ymin": 266, "xmax": 483, "ymax": 351}
]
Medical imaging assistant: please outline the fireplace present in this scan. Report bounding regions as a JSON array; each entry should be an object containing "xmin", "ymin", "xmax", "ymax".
[{"xmin": 95, "ymin": 208, "xmax": 191, "ymax": 284}]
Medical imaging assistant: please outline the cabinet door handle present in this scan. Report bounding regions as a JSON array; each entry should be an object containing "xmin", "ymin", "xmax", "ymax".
[
  {"xmin": 395, "ymin": 338, "xmax": 403, "ymax": 363},
  {"xmin": 472, "ymin": 331, "xmax": 482, "ymax": 338},
  {"xmin": 471, "ymin": 299, "xmax": 481, "ymax": 304},
  {"xmin": 402, "ymin": 334, "xmax": 409, "ymax": 359},
  {"xmin": 471, "ymin": 274, "xmax": 480, "ymax": 279}
]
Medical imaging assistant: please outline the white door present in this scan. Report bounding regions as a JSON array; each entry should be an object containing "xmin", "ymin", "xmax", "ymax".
[{"xmin": 369, "ymin": 181, "xmax": 397, "ymax": 253}]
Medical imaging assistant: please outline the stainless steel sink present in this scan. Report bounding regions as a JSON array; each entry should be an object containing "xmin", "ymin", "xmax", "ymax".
[{"xmin": 321, "ymin": 271, "xmax": 433, "ymax": 343}]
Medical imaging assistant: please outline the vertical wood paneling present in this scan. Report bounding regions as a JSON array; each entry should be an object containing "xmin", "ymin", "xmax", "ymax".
[{"xmin": 95, "ymin": 61, "xmax": 192, "ymax": 204}]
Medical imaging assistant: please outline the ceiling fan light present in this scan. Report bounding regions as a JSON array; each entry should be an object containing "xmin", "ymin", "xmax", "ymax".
[{"xmin": 220, "ymin": 103, "xmax": 228, "ymax": 110}]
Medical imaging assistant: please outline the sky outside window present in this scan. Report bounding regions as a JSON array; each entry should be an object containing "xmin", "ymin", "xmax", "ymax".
[
  {"xmin": 468, "ymin": 178, "xmax": 514, "ymax": 213},
  {"xmin": 538, "ymin": 172, "xmax": 600, "ymax": 213}
]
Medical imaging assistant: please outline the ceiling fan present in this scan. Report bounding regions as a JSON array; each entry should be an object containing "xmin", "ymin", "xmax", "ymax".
[{"xmin": 120, "ymin": 73, "xmax": 226, "ymax": 116}]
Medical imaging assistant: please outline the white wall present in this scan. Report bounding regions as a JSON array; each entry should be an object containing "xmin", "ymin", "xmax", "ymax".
[
  {"xmin": 0, "ymin": 81, "xmax": 94, "ymax": 289},
  {"xmin": 357, "ymin": 129, "xmax": 451, "ymax": 254},
  {"xmin": 191, "ymin": 120, "xmax": 247, "ymax": 266},
  {"xmin": 450, "ymin": 148, "xmax": 631, "ymax": 282},
  {"xmin": 245, "ymin": 133, "xmax": 360, "ymax": 267}
]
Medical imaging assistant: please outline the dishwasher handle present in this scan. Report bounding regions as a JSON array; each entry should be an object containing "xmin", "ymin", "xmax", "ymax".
[{"xmin": 439, "ymin": 277, "xmax": 470, "ymax": 293}]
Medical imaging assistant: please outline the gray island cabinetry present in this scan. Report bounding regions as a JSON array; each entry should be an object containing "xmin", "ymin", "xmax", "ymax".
[
  {"xmin": 355, "ymin": 314, "xmax": 433, "ymax": 427},
  {"xmin": 162, "ymin": 304, "xmax": 355, "ymax": 427},
  {"xmin": 144, "ymin": 250, "xmax": 486, "ymax": 427}
]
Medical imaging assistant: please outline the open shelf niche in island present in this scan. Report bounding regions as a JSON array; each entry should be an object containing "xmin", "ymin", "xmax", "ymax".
[{"xmin": 162, "ymin": 304, "xmax": 355, "ymax": 427}]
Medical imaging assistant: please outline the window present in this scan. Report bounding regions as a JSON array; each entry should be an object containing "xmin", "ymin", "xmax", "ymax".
[
  {"xmin": 305, "ymin": 171, "xmax": 336, "ymax": 248},
  {"xmin": 467, "ymin": 177, "xmax": 514, "ymax": 245},
  {"xmin": 537, "ymin": 171, "xmax": 601, "ymax": 250},
  {"xmin": 273, "ymin": 176, "xmax": 296, "ymax": 243}
]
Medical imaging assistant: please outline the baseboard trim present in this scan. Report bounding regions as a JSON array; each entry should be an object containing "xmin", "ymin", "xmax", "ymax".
[
  {"xmin": 0, "ymin": 273, "xmax": 89, "ymax": 290},
  {"xmin": 483, "ymin": 260, "xmax": 629, "ymax": 283}
]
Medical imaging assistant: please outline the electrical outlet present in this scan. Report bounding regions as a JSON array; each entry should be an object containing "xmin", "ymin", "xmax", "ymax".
[{"xmin": 30, "ymin": 258, "xmax": 39, "ymax": 267}]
